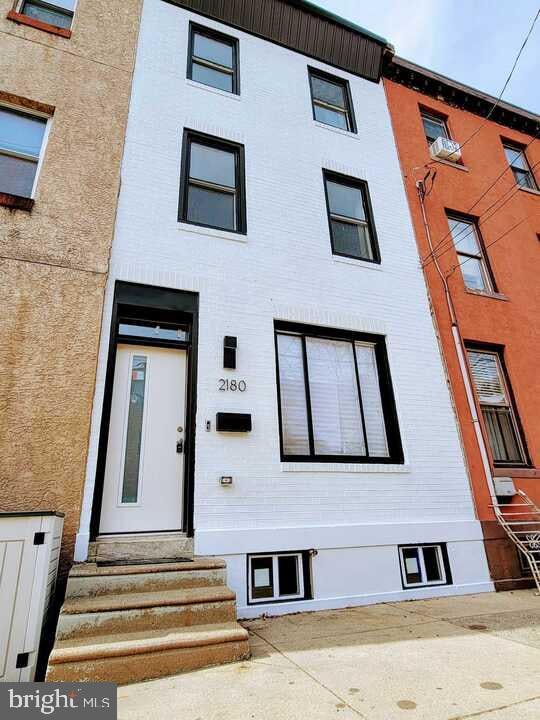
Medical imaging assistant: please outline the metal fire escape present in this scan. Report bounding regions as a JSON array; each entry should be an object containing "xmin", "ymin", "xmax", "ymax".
[{"xmin": 492, "ymin": 490, "xmax": 540, "ymax": 592}]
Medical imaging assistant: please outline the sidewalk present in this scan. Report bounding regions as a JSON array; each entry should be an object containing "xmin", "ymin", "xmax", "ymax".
[{"xmin": 118, "ymin": 589, "xmax": 540, "ymax": 720}]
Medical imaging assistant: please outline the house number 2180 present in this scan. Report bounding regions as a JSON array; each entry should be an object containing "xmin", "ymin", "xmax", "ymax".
[{"xmin": 219, "ymin": 379, "xmax": 247, "ymax": 392}]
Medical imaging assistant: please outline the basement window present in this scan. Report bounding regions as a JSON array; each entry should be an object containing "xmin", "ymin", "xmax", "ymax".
[
  {"xmin": 18, "ymin": 0, "xmax": 76, "ymax": 30},
  {"xmin": 248, "ymin": 552, "xmax": 309, "ymax": 604},
  {"xmin": 399, "ymin": 544, "xmax": 451, "ymax": 588}
]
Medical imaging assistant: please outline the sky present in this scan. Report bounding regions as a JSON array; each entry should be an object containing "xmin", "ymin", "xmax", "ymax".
[{"xmin": 315, "ymin": 0, "xmax": 540, "ymax": 114}]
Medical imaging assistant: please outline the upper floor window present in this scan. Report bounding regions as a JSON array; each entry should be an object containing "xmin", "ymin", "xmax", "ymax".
[
  {"xmin": 275, "ymin": 322, "xmax": 402, "ymax": 463},
  {"xmin": 19, "ymin": 0, "xmax": 75, "ymax": 29},
  {"xmin": 308, "ymin": 68, "xmax": 356, "ymax": 132},
  {"xmin": 446, "ymin": 214, "xmax": 494, "ymax": 293},
  {"xmin": 178, "ymin": 129, "xmax": 246, "ymax": 233},
  {"xmin": 467, "ymin": 347, "xmax": 528, "ymax": 467},
  {"xmin": 503, "ymin": 142, "xmax": 537, "ymax": 190},
  {"xmin": 323, "ymin": 171, "xmax": 379, "ymax": 262},
  {"xmin": 420, "ymin": 110, "xmax": 449, "ymax": 146},
  {"xmin": 0, "ymin": 105, "xmax": 48, "ymax": 198},
  {"xmin": 188, "ymin": 23, "xmax": 239, "ymax": 94}
]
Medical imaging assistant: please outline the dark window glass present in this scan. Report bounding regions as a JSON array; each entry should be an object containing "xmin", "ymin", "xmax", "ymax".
[
  {"xmin": 467, "ymin": 349, "xmax": 527, "ymax": 466},
  {"xmin": 278, "ymin": 555, "xmax": 299, "ymax": 596},
  {"xmin": 251, "ymin": 557, "xmax": 274, "ymax": 599},
  {"xmin": 0, "ymin": 106, "xmax": 47, "ymax": 198},
  {"xmin": 179, "ymin": 131, "xmax": 245, "ymax": 233},
  {"xmin": 421, "ymin": 111, "xmax": 449, "ymax": 145},
  {"xmin": 118, "ymin": 322, "xmax": 188, "ymax": 342},
  {"xmin": 275, "ymin": 323, "xmax": 402, "ymax": 463},
  {"xmin": 324, "ymin": 173, "xmax": 377, "ymax": 261},
  {"xmin": 188, "ymin": 25, "xmax": 238, "ymax": 94},
  {"xmin": 21, "ymin": 0, "xmax": 75, "ymax": 29},
  {"xmin": 122, "ymin": 356, "xmax": 147, "ymax": 503},
  {"xmin": 423, "ymin": 546, "xmax": 443, "ymax": 582},
  {"xmin": 309, "ymin": 69, "xmax": 355, "ymax": 132},
  {"xmin": 503, "ymin": 144, "xmax": 537, "ymax": 190}
]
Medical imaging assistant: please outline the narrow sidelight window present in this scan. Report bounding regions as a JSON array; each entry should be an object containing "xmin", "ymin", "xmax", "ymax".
[
  {"xmin": 179, "ymin": 129, "xmax": 246, "ymax": 233},
  {"xmin": 19, "ymin": 0, "xmax": 76, "ymax": 29},
  {"xmin": 399, "ymin": 545, "xmax": 450, "ymax": 588},
  {"xmin": 248, "ymin": 552, "xmax": 308, "ymax": 604},
  {"xmin": 467, "ymin": 348, "xmax": 528, "ymax": 466},
  {"xmin": 308, "ymin": 68, "xmax": 356, "ymax": 132},
  {"xmin": 324, "ymin": 171, "xmax": 379, "ymax": 262},
  {"xmin": 446, "ymin": 214, "xmax": 494, "ymax": 292},
  {"xmin": 121, "ymin": 355, "xmax": 147, "ymax": 504},
  {"xmin": 420, "ymin": 110, "xmax": 449, "ymax": 146},
  {"xmin": 275, "ymin": 322, "xmax": 402, "ymax": 463},
  {"xmin": 0, "ymin": 105, "xmax": 48, "ymax": 198},
  {"xmin": 188, "ymin": 23, "xmax": 239, "ymax": 94},
  {"xmin": 503, "ymin": 142, "xmax": 537, "ymax": 190}
]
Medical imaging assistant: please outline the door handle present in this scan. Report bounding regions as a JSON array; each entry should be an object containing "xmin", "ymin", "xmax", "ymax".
[{"xmin": 176, "ymin": 439, "xmax": 184, "ymax": 454}]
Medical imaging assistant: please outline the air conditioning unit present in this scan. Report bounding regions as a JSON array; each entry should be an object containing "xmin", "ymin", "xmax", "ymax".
[{"xmin": 430, "ymin": 136, "xmax": 461, "ymax": 162}]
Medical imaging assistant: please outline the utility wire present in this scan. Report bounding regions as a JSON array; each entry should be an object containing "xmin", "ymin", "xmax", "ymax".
[
  {"xmin": 422, "ymin": 157, "xmax": 540, "ymax": 269},
  {"xmin": 421, "ymin": 136, "xmax": 538, "ymax": 265},
  {"xmin": 425, "ymin": 6, "xmax": 540, "ymax": 166}
]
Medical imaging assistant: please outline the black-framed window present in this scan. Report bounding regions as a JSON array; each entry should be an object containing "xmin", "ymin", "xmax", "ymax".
[
  {"xmin": 323, "ymin": 170, "xmax": 380, "ymax": 262},
  {"xmin": 399, "ymin": 544, "xmax": 452, "ymax": 589},
  {"xmin": 187, "ymin": 23, "xmax": 239, "ymax": 94},
  {"xmin": 420, "ymin": 109, "xmax": 449, "ymax": 146},
  {"xmin": 178, "ymin": 129, "xmax": 246, "ymax": 233},
  {"xmin": 248, "ymin": 552, "xmax": 311, "ymax": 604},
  {"xmin": 19, "ymin": 0, "xmax": 75, "ymax": 29},
  {"xmin": 446, "ymin": 213, "xmax": 495, "ymax": 293},
  {"xmin": 308, "ymin": 68, "xmax": 356, "ymax": 132},
  {"xmin": 503, "ymin": 142, "xmax": 537, "ymax": 190},
  {"xmin": 274, "ymin": 321, "xmax": 402, "ymax": 463},
  {"xmin": 467, "ymin": 347, "xmax": 528, "ymax": 467}
]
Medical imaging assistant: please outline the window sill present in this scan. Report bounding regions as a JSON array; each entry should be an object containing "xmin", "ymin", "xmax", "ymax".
[
  {"xmin": 185, "ymin": 79, "xmax": 241, "ymax": 101},
  {"xmin": 432, "ymin": 157, "xmax": 469, "ymax": 172},
  {"xmin": 280, "ymin": 462, "xmax": 410, "ymax": 473},
  {"xmin": 6, "ymin": 10, "xmax": 72, "ymax": 38},
  {"xmin": 313, "ymin": 121, "xmax": 359, "ymax": 140},
  {"xmin": 0, "ymin": 192, "xmax": 34, "ymax": 211},
  {"xmin": 493, "ymin": 467, "xmax": 539, "ymax": 479},
  {"xmin": 177, "ymin": 222, "xmax": 247, "ymax": 243},
  {"xmin": 465, "ymin": 288, "xmax": 508, "ymax": 301},
  {"xmin": 518, "ymin": 185, "xmax": 540, "ymax": 197},
  {"xmin": 332, "ymin": 255, "xmax": 382, "ymax": 271}
]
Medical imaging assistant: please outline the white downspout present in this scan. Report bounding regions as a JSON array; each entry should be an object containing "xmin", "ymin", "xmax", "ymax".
[{"xmin": 416, "ymin": 179, "xmax": 497, "ymax": 505}]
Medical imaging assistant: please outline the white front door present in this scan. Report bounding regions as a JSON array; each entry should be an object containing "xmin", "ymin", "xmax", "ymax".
[{"xmin": 99, "ymin": 344, "xmax": 186, "ymax": 534}]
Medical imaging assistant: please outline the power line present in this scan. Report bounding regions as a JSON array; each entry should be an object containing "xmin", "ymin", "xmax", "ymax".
[
  {"xmin": 425, "ymin": 6, "xmax": 540, "ymax": 165},
  {"xmin": 421, "ymin": 145, "xmax": 539, "ymax": 268},
  {"xmin": 422, "ymin": 157, "xmax": 540, "ymax": 269},
  {"xmin": 446, "ymin": 215, "xmax": 533, "ymax": 279}
]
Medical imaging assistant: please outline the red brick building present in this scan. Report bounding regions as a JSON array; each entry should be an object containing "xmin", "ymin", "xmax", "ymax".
[{"xmin": 384, "ymin": 57, "xmax": 540, "ymax": 589}]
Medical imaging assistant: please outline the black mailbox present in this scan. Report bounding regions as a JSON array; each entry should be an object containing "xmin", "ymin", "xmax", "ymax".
[{"xmin": 216, "ymin": 412, "xmax": 252, "ymax": 432}]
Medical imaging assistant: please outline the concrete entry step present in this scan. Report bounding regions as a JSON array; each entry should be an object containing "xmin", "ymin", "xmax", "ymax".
[
  {"xmin": 46, "ymin": 553, "xmax": 249, "ymax": 683},
  {"xmin": 47, "ymin": 623, "xmax": 250, "ymax": 684},
  {"xmin": 88, "ymin": 532, "xmax": 194, "ymax": 563},
  {"xmin": 67, "ymin": 558, "xmax": 226, "ymax": 597}
]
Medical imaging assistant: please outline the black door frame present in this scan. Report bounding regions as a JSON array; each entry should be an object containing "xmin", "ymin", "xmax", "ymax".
[{"xmin": 89, "ymin": 281, "xmax": 199, "ymax": 540}]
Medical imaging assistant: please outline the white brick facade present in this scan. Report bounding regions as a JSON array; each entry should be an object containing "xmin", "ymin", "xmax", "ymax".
[{"xmin": 76, "ymin": 0, "xmax": 493, "ymax": 612}]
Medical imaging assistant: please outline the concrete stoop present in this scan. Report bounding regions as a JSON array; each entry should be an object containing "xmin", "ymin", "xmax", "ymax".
[{"xmin": 46, "ymin": 557, "xmax": 250, "ymax": 684}]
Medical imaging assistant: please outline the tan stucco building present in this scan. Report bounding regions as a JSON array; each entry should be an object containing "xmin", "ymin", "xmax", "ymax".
[{"xmin": 0, "ymin": 0, "xmax": 142, "ymax": 575}]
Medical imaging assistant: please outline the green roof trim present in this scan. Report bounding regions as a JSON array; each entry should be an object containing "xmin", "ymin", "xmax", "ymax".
[{"xmin": 299, "ymin": 0, "xmax": 393, "ymax": 49}]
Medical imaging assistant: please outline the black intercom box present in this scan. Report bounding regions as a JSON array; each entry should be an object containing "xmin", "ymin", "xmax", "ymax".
[{"xmin": 216, "ymin": 412, "xmax": 252, "ymax": 432}]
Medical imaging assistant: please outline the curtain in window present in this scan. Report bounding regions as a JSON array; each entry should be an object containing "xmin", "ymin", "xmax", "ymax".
[
  {"xmin": 277, "ymin": 334, "xmax": 310, "ymax": 454},
  {"xmin": 355, "ymin": 343, "xmax": 389, "ymax": 457},
  {"xmin": 305, "ymin": 337, "xmax": 365, "ymax": 455}
]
